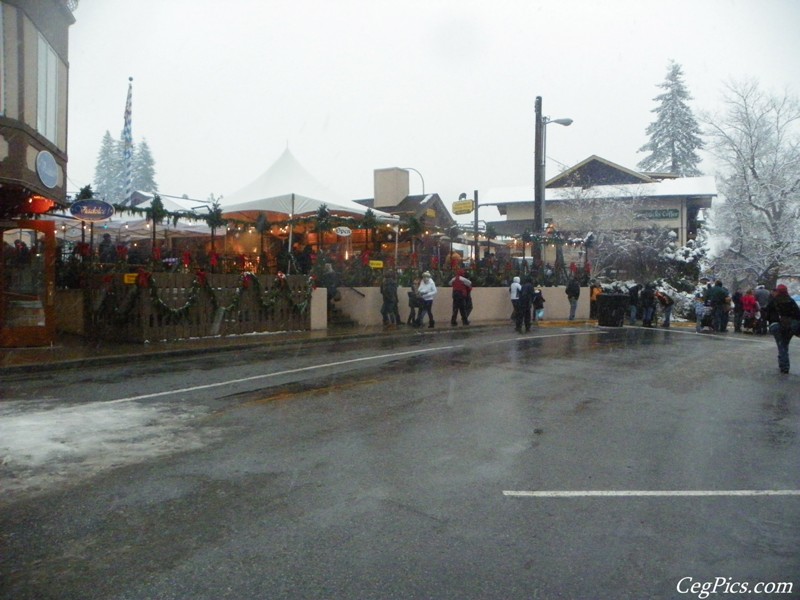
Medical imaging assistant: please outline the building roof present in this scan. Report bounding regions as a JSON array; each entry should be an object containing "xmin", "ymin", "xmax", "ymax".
[
  {"xmin": 355, "ymin": 194, "xmax": 456, "ymax": 229},
  {"xmin": 483, "ymin": 154, "xmax": 717, "ymax": 216}
]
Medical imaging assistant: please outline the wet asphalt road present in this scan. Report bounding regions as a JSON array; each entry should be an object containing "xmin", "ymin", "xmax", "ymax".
[{"xmin": 1, "ymin": 325, "xmax": 798, "ymax": 599}]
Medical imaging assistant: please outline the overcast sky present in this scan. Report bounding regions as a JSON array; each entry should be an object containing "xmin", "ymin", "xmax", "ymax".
[{"xmin": 66, "ymin": 0, "xmax": 800, "ymax": 222}]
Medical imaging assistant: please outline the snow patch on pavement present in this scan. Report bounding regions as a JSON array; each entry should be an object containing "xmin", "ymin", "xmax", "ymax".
[{"xmin": 0, "ymin": 399, "xmax": 219, "ymax": 500}]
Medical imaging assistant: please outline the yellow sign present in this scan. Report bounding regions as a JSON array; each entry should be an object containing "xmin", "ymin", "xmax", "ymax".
[
  {"xmin": 426, "ymin": 208, "xmax": 436, "ymax": 219},
  {"xmin": 452, "ymin": 200, "xmax": 474, "ymax": 215},
  {"xmin": 123, "ymin": 273, "xmax": 138, "ymax": 285},
  {"xmin": 369, "ymin": 260, "xmax": 384, "ymax": 269}
]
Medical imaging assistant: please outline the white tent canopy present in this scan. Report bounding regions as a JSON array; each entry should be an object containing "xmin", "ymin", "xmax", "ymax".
[{"xmin": 221, "ymin": 148, "xmax": 397, "ymax": 223}]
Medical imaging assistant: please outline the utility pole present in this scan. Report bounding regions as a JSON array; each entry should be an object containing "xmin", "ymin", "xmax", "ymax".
[
  {"xmin": 533, "ymin": 96, "xmax": 544, "ymax": 263},
  {"xmin": 472, "ymin": 190, "xmax": 479, "ymax": 264}
]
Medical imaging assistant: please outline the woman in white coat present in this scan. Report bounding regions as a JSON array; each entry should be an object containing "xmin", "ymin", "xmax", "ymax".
[{"xmin": 414, "ymin": 271, "xmax": 438, "ymax": 328}]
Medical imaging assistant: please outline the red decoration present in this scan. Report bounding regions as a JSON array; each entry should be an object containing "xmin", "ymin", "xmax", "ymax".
[
  {"xmin": 76, "ymin": 242, "xmax": 91, "ymax": 258},
  {"xmin": 116, "ymin": 244, "xmax": 128, "ymax": 260},
  {"xmin": 152, "ymin": 246, "xmax": 161, "ymax": 260},
  {"xmin": 210, "ymin": 252, "xmax": 219, "ymax": 267},
  {"xmin": 196, "ymin": 269, "xmax": 207, "ymax": 287},
  {"xmin": 182, "ymin": 250, "xmax": 192, "ymax": 268},
  {"xmin": 136, "ymin": 268, "xmax": 151, "ymax": 288}
]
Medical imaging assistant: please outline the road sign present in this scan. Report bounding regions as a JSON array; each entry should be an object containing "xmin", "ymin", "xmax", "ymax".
[{"xmin": 452, "ymin": 200, "xmax": 474, "ymax": 215}]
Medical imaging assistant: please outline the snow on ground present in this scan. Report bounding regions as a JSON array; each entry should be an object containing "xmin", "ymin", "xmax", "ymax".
[{"xmin": 0, "ymin": 399, "xmax": 221, "ymax": 500}]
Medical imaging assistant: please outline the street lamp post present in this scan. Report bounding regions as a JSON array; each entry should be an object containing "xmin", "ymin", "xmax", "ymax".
[
  {"xmin": 402, "ymin": 167, "xmax": 425, "ymax": 196},
  {"xmin": 533, "ymin": 96, "xmax": 572, "ymax": 262}
]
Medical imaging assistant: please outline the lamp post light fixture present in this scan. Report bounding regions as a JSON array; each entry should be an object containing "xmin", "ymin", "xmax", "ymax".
[
  {"xmin": 402, "ymin": 167, "xmax": 425, "ymax": 196},
  {"xmin": 533, "ymin": 96, "xmax": 572, "ymax": 262}
]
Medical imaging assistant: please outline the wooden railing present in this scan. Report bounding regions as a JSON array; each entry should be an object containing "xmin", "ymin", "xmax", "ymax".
[{"xmin": 88, "ymin": 273, "xmax": 311, "ymax": 343}]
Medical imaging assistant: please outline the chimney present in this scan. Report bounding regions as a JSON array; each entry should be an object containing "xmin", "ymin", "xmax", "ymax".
[{"xmin": 373, "ymin": 168, "xmax": 409, "ymax": 209}]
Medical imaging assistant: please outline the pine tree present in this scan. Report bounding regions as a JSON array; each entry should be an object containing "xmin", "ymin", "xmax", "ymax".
[
  {"xmin": 638, "ymin": 61, "xmax": 704, "ymax": 176},
  {"xmin": 132, "ymin": 138, "xmax": 158, "ymax": 193},
  {"xmin": 93, "ymin": 132, "xmax": 159, "ymax": 203},
  {"xmin": 93, "ymin": 131, "xmax": 123, "ymax": 203}
]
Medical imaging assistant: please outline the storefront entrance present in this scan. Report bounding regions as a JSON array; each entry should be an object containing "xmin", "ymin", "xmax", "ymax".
[{"xmin": 1, "ymin": 220, "xmax": 56, "ymax": 347}]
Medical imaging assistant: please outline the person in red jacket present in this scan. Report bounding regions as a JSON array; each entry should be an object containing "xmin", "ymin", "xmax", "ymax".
[
  {"xmin": 740, "ymin": 288, "xmax": 759, "ymax": 332},
  {"xmin": 449, "ymin": 270, "xmax": 472, "ymax": 326}
]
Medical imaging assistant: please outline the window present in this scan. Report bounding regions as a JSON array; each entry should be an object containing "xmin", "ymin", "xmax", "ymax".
[{"xmin": 37, "ymin": 34, "xmax": 58, "ymax": 143}]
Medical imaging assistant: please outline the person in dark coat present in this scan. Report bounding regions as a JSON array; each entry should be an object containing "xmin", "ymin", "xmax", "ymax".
[
  {"xmin": 706, "ymin": 279, "xmax": 730, "ymax": 332},
  {"xmin": 98, "ymin": 233, "xmax": 116, "ymax": 263},
  {"xmin": 320, "ymin": 263, "xmax": 340, "ymax": 314},
  {"xmin": 640, "ymin": 283, "xmax": 657, "ymax": 327},
  {"xmin": 380, "ymin": 271, "xmax": 399, "ymax": 329},
  {"xmin": 628, "ymin": 283, "xmax": 641, "ymax": 325},
  {"xmin": 565, "ymin": 277, "xmax": 580, "ymax": 320},
  {"xmin": 731, "ymin": 290, "xmax": 744, "ymax": 332},
  {"xmin": 515, "ymin": 277, "xmax": 535, "ymax": 332},
  {"xmin": 764, "ymin": 284, "xmax": 800, "ymax": 374}
]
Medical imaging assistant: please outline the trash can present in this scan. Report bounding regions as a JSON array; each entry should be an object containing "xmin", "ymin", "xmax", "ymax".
[{"xmin": 597, "ymin": 294, "xmax": 629, "ymax": 327}]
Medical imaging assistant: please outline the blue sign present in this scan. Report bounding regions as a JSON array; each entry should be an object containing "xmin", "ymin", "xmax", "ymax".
[
  {"xmin": 36, "ymin": 150, "xmax": 58, "ymax": 189},
  {"xmin": 70, "ymin": 199, "xmax": 115, "ymax": 222}
]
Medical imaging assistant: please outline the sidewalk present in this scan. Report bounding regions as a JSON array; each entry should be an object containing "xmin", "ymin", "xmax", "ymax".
[{"xmin": 1, "ymin": 319, "xmax": 603, "ymax": 374}]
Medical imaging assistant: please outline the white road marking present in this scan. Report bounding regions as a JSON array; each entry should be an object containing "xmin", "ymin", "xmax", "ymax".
[
  {"xmin": 109, "ymin": 328, "xmax": 608, "ymax": 404},
  {"xmin": 108, "ymin": 345, "xmax": 463, "ymax": 404},
  {"xmin": 503, "ymin": 490, "xmax": 800, "ymax": 497},
  {"xmin": 484, "ymin": 330, "xmax": 604, "ymax": 345}
]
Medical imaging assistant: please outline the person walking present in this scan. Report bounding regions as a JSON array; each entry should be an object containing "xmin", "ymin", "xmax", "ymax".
[
  {"xmin": 509, "ymin": 276, "xmax": 522, "ymax": 321},
  {"xmin": 449, "ymin": 270, "xmax": 472, "ymax": 326},
  {"xmin": 565, "ymin": 277, "xmax": 580, "ymax": 320},
  {"xmin": 380, "ymin": 271, "xmax": 399, "ymax": 330},
  {"xmin": 764, "ymin": 284, "xmax": 800, "ymax": 374},
  {"xmin": 415, "ymin": 271, "xmax": 437, "ymax": 328},
  {"xmin": 515, "ymin": 277, "xmax": 535, "ymax": 332}
]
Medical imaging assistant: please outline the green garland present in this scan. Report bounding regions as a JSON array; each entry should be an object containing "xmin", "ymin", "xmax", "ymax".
[{"xmin": 95, "ymin": 272, "xmax": 315, "ymax": 325}]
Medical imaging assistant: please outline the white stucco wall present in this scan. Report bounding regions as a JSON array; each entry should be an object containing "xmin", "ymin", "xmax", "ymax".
[{"xmin": 312, "ymin": 285, "xmax": 590, "ymax": 328}]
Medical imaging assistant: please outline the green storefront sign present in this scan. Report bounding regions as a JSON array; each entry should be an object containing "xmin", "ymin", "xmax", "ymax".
[{"xmin": 636, "ymin": 209, "xmax": 679, "ymax": 220}]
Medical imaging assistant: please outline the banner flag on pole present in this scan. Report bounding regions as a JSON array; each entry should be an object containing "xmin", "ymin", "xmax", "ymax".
[{"xmin": 122, "ymin": 77, "xmax": 133, "ymax": 205}]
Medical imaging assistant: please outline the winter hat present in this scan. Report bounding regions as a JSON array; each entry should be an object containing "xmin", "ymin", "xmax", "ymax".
[
  {"xmin": 422, "ymin": 271, "xmax": 431, "ymax": 278},
  {"xmin": 775, "ymin": 284, "xmax": 789, "ymax": 295},
  {"xmin": 513, "ymin": 276, "xmax": 520, "ymax": 283}
]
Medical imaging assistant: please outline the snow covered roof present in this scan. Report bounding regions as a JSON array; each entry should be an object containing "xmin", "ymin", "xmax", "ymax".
[{"xmin": 484, "ymin": 175, "xmax": 718, "ymax": 206}]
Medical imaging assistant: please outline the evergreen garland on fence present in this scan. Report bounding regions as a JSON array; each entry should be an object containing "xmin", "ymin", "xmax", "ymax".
[{"xmin": 95, "ymin": 271, "xmax": 316, "ymax": 325}]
